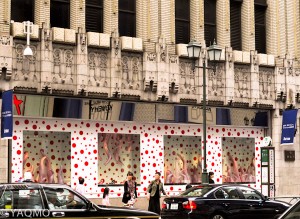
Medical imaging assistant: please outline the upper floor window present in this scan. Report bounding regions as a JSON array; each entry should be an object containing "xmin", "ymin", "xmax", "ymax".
[
  {"xmin": 11, "ymin": 0, "xmax": 34, "ymax": 22},
  {"xmin": 230, "ymin": 0, "xmax": 242, "ymax": 51},
  {"xmin": 119, "ymin": 0, "xmax": 136, "ymax": 37},
  {"xmin": 255, "ymin": 0, "xmax": 267, "ymax": 54},
  {"xmin": 51, "ymin": 0, "xmax": 70, "ymax": 28},
  {"xmin": 175, "ymin": 0, "xmax": 190, "ymax": 44},
  {"xmin": 86, "ymin": 0, "xmax": 103, "ymax": 33},
  {"xmin": 204, "ymin": 0, "xmax": 216, "ymax": 47}
]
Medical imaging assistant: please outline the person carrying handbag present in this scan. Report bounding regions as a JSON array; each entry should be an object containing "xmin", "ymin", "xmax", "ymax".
[{"xmin": 122, "ymin": 171, "xmax": 137, "ymax": 207}]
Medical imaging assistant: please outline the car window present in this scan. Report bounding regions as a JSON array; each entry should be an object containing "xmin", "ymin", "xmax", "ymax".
[
  {"xmin": 180, "ymin": 186, "xmax": 214, "ymax": 197},
  {"xmin": 44, "ymin": 187, "xmax": 87, "ymax": 210},
  {"xmin": 282, "ymin": 201, "xmax": 300, "ymax": 219},
  {"xmin": 0, "ymin": 189, "xmax": 43, "ymax": 209},
  {"xmin": 221, "ymin": 187, "xmax": 240, "ymax": 199},
  {"xmin": 214, "ymin": 189, "xmax": 228, "ymax": 199},
  {"xmin": 238, "ymin": 187, "xmax": 263, "ymax": 200}
]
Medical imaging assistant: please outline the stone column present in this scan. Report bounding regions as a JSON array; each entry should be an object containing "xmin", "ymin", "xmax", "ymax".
[
  {"xmin": 70, "ymin": 0, "xmax": 85, "ymax": 31},
  {"xmin": 0, "ymin": 0, "xmax": 10, "ymax": 34},
  {"xmin": 241, "ymin": 0, "xmax": 255, "ymax": 51},
  {"xmin": 265, "ymin": 0, "xmax": 277, "ymax": 56},
  {"xmin": 190, "ymin": 0, "xmax": 204, "ymax": 44},
  {"xmin": 35, "ymin": 0, "xmax": 51, "ymax": 28},
  {"xmin": 0, "ymin": 138, "xmax": 8, "ymax": 183},
  {"xmin": 216, "ymin": 0, "xmax": 230, "ymax": 47},
  {"xmin": 276, "ymin": 1, "xmax": 287, "ymax": 57},
  {"xmin": 103, "ymin": 0, "xmax": 118, "ymax": 35}
]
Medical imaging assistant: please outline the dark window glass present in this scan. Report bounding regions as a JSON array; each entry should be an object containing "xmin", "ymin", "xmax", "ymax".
[
  {"xmin": 11, "ymin": 0, "xmax": 34, "ymax": 22},
  {"xmin": 230, "ymin": 0, "xmax": 242, "ymax": 50},
  {"xmin": 86, "ymin": 0, "xmax": 103, "ymax": 33},
  {"xmin": 204, "ymin": 0, "xmax": 216, "ymax": 47},
  {"xmin": 255, "ymin": 4, "xmax": 266, "ymax": 53},
  {"xmin": 119, "ymin": 0, "xmax": 136, "ymax": 37},
  {"xmin": 175, "ymin": 0, "xmax": 190, "ymax": 44},
  {"xmin": 50, "ymin": 0, "xmax": 70, "ymax": 28}
]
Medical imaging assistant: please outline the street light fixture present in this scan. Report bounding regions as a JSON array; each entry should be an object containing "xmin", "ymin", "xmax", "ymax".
[
  {"xmin": 187, "ymin": 39, "xmax": 222, "ymax": 184},
  {"xmin": 23, "ymin": 21, "xmax": 33, "ymax": 57}
]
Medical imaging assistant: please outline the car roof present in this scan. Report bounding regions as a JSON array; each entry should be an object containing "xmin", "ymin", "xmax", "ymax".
[{"xmin": 0, "ymin": 183, "xmax": 71, "ymax": 190}]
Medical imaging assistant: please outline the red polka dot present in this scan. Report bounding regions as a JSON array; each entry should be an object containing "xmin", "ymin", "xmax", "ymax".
[
  {"xmin": 114, "ymin": 128, "xmax": 118, "ymax": 133},
  {"xmin": 80, "ymin": 150, "xmax": 84, "ymax": 154},
  {"xmin": 72, "ymin": 143, "xmax": 76, "ymax": 148},
  {"xmin": 32, "ymin": 125, "xmax": 37, "ymax": 130},
  {"xmin": 13, "ymin": 136, "xmax": 17, "ymax": 140},
  {"xmin": 74, "ymin": 164, "xmax": 78, "ymax": 168},
  {"xmin": 79, "ymin": 131, "xmax": 83, "ymax": 135},
  {"xmin": 46, "ymin": 125, "xmax": 51, "ymax": 130},
  {"xmin": 17, "ymin": 150, "xmax": 21, "ymax": 155},
  {"xmin": 85, "ymin": 161, "xmax": 89, "ymax": 166}
]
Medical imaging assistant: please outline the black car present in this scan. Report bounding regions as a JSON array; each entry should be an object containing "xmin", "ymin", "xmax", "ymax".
[
  {"xmin": 278, "ymin": 199, "xmax": 300, "ymax": 219},
  {"xmin": 161, "ymin": 184, "xmax": 290, "ymax": 219},
  {"xmin": 0, "ymin": 183, "xmax": 159, "ymax": 218}
]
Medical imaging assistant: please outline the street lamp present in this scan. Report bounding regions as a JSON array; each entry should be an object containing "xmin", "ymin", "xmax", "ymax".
[
  {"xmin": 187, "ymin": 39, "xmax": 222, "ymax": 184},
  {"xmin": 23, "ymin": 21, "xmax": 33, "ymax": 57}
]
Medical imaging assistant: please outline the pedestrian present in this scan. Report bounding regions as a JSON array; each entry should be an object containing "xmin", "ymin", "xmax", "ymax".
[
  {"xmin": 122, "ymin": 171, "xmax": 137, "ymax": 207},
  {"xmin": 102, "ymin": 187, "xmax": 110, "ymax": 206},
  {"xmin": 185, "ymin": 183, "xmax": 192, "ymax": 190},
  {"xmin": 209, "ymin": 172, "xmax": 215, "ymax": 184},
  {"xmin": 75, "ymin": 177, "xmax": 85, "ymax": 196},
  {"xmin": 147, "ymin": 172, "xmax": 168, "ymax": 215}
]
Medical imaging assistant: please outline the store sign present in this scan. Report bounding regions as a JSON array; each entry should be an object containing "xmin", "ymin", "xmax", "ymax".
[
  {"xmin": 1, "ymin": 90, "xmax": 13, "ymax": 138},
  {"xmin": 281, "ymin": 109, "xmax": 298, "ymax": 145}
]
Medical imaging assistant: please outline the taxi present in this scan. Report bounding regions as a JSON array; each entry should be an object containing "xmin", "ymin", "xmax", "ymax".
[{"xmin": 0, "ymin": 183, "xmax": 159, "ymax": 218}]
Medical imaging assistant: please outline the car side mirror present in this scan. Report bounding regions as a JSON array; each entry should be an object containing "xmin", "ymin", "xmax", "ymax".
[{"xmin": 264, "ymin": 196, "xmax": 270, "ymax": 201}]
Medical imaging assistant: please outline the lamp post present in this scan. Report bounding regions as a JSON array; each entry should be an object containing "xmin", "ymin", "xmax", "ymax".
[
  {"xmin": 23, "ymin": 21, "xmax": 33, "ymax": 57},
  {"xmin": 187, "ymin": 40, "xmax": 222, "ymax": 184}
]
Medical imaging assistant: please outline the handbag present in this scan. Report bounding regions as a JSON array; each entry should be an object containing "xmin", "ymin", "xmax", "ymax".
[{"xmin": 122, "ymin": 191, "xmax": 131, "ymax": 204}]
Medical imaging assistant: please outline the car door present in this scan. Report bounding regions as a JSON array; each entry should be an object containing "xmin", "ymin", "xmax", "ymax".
[
  {"xmin": 238, "ymin": 186, "xmax": 276, "ymax": 219},
  {"xmin": 211, "ymin": 186, "xmax": 249, "ymax": 219},
  {"xmin": 0, "ymin": 187, "xmax": 47, "ymax": 218}
]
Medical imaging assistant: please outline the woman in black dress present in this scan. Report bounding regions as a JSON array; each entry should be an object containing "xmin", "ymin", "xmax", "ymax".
[
  {"xmin": 147, "ymin": 172, "xmax": 168, "ymax": 214},
  {"xmin": 122, "ymin": 171, "xmax": 138, "ymax": 207}
]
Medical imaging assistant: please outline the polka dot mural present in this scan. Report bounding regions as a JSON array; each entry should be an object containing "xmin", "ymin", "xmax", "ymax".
[
  {"xmin": 222, "ymin": 137, "xmax": 255, "ymax": 183},
  {"xmin": 23, "ymin": 131, "xmax": 71, "ymax": 184},
  {"xmin": 164, "ymin": 135, "xmax": 202, "ymax": 184},
  {"xmin": 12, "ymin": 118, "xmax": 265, "ymax": 198},
  {"xmin": 98, "ymin": 133, "xmax": 140, "ymax": 184}
]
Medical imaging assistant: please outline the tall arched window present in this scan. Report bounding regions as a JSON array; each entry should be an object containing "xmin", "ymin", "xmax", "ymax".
[
  {"xmin": 230, "ymin": 0, "xmax": 242, "ymax": 51},
  {"xmin": 50, "ymin": 0, "xmax": 70, "ymax": 28},
  {"xmin": 255, "ymin": 0, "xmax": 267, "ymax": 54},
  {"xmin": 204, "ymin": 0, "xmax": 216, "ymax": 47},
  {"xmin": 86, "ymin": 0, "xmax": 103, "ymax": 33},
  {"xmin": 119, "ymin": 0, "xmax": 136, "ymax": 37},
  {"xmin": 11, "ymin": 0, "xmax": 34, "ymax": 22},
  {"xmin": 175, "ymin": 0, "xmax": 190, "ymax": 44}
]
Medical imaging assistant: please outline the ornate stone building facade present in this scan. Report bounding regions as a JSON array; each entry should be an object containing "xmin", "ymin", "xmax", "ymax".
[{"xmin": 0, "ymin": 0, "xmax": 300, "ymax": 197}]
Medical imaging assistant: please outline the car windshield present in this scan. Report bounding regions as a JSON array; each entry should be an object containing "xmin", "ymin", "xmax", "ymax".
[
  {"xmin": 282, "ymin": 201, "xmax": 300, "ymax": 219},
  {"xmin": 179, "ymin": 186, "xmax": 214, "ymax": 197}
]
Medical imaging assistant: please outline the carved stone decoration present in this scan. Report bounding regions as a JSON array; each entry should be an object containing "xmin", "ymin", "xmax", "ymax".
[
  {"xmin": 278, "ymin": 67, "xmax": 285, "ymax": 75},
  {"xmin": 44, "ymin": 28, "xmax": 51, "ymax": 60},
  {"xmin": 208, "ymin": 64, "xmax": 224, "ymax": 97},
  {"xmin": 0, "ymin": 56, "xmax": 11, "ymax": 80},
  {"xmin": 179, "ymin": 60, "xmax": 196, "ymax": 94},
  {"xmin": 295, "ymin": 68, "xmax": 300, "ymax": 76},
  {"xmin": 147, "ymin": 53, "xmax": 157, "ymax": 62},
  {"xmin": 87, "ymin": 50, "xmax": 108, "ymax": 87},
  {"xmin": 0, "ymin": 36, "xmax": 11, "ymax": 45},
  {"xmin": 234, "ymin": 65, "xmax": 250, "ymax": 99},
  {"xmin": 52, "ymin": 48, "xmax": 61, "ymax": 83},
  {"xmin": 259, "ymin": 67, "xmax": 274, "ymax": 100},
  {"xmin": 13, "ymin": 44, "xmax": 38, "ymax": 82},
  {"xmin": 64, "ymin": 49, "xmax": 73, "ymax": 83},
  {"xmin": 52, "ymin": 47, "xmax": 75, "ymax": 85},
  {"xmin": 80, "ymin": 33, "xmax": 87, "ymax": 63},
  {"xmin": 114, "ymin": 38, "xmax": 120, "ymax": 56},
  {"xmin": 169, "ymin": 55, "xmax": 177, "ymax": 64},
  {"xmin": 121, "ymin": 53, "xmax": 142, "ymax": 90}
]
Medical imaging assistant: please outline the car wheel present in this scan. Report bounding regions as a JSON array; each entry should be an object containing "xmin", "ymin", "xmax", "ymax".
[{"xmin": 211, "ymin": 213, "xmax": 226, "ymax": 219}]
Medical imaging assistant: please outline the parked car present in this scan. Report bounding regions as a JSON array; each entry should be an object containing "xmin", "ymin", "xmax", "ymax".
[
  {"xmin": 0, "ymin": 183, "xmax": 159, "ymax": 218},
  {"xmin": 161, "ymin": 184, "xmax": 290, "ymax": 219},
  {"xmin": 277, "ymin": 199, "xmax": 300, "ymax": 219}
]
